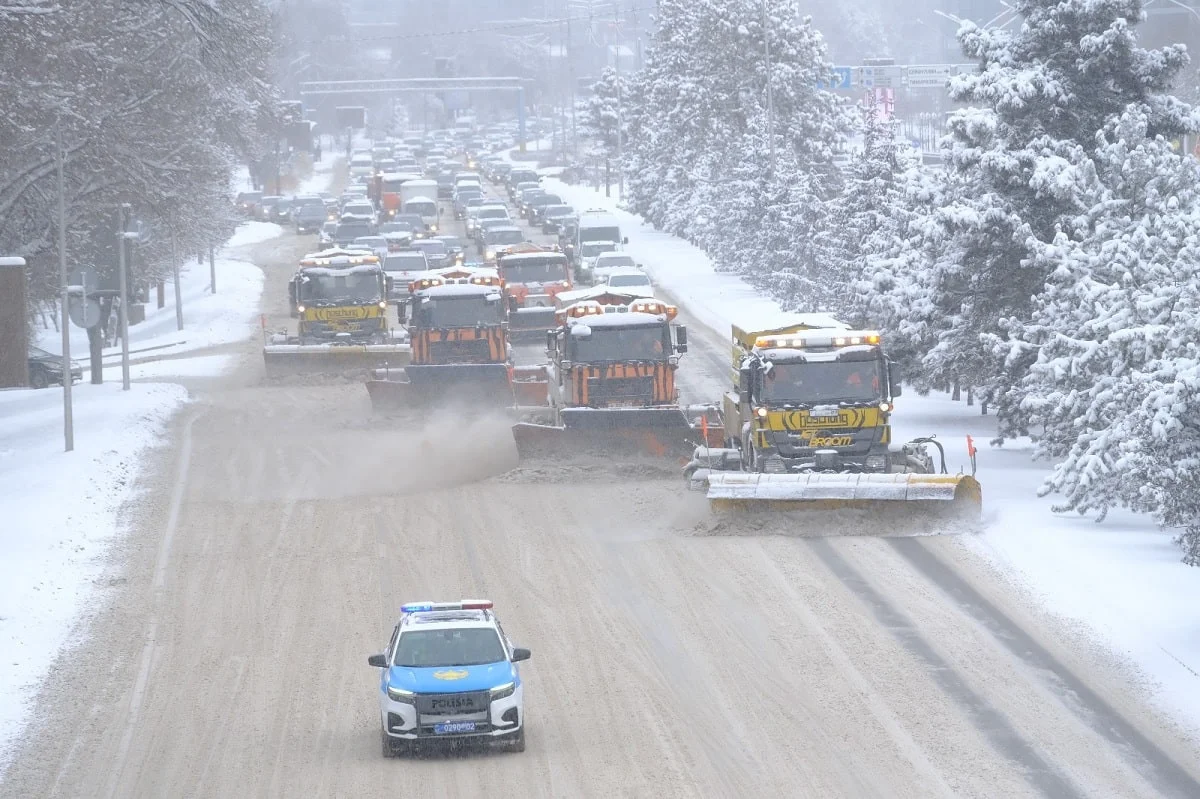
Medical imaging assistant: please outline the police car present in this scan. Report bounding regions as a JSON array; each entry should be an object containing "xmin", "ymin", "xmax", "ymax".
[{"xmin": 367, "ymin": 599, "xmax": 530, "ymax": 756}]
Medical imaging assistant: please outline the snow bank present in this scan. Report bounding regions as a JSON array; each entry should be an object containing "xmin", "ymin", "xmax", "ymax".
[
  {"xmin": 543, "ymin": 175, "xmax": 1200, "ymax": 735},
  {"xmin": 0, "ymin": 382, "xmax": 188, "ymax": 766},
  {"xmin": 37, "ymin": 256, "xmax": 264, "ymax": 363},
  {"xmin": 227, "ymin": 221, "xmax": 283, "ymax": 247},
  {"xmin": 544, "ymin": 177, "xmax": 787, "ymax": 340}
]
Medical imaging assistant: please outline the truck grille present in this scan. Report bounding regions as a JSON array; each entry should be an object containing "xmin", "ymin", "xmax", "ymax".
[
  {"xmin": 428, "ymin": 338, "xmax": 493, "ymax": 363},
  {"xmin": 587, "ymin": 375, "xmax": 654, "ymax": 405}
]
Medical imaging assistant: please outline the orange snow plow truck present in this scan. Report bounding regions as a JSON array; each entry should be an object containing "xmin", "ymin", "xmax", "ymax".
[
  {"xmin": 511, "ymin": 292, "xmax": 721, "ymax": 459},
  {"xmin": 365, "ymin": 267, "xmax": 514, "ymax": 409}
]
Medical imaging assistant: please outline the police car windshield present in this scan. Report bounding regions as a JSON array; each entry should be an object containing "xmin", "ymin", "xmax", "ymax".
[
  {"xmin": 393, "ymin": 628, "xmax": 506, "ymax": 668},
  {"xmin": 761, "ymin": 361, "xmax": 882, "ymax": 405}
]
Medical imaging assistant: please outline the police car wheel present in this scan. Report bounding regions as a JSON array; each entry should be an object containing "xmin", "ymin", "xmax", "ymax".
[
  {"xmin": 380, "ymin": 729, "xmax": 397, "ymax": 759},
  {"xmin": 507, "ymin": 727, "xmax": 526, "ymax": 753}
]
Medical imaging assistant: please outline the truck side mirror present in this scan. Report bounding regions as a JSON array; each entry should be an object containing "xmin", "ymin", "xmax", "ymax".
[
  {"xmin": 675, "ymin": 325, "xmax": 688, "ymax": 353},
  {"xmin": 739, "ymin": 365, "xmax": 754, "ymax": 406},
  {"xmin": 546, "ymin": 329, "xmax": 556, "ymax": 357},
  {"xmin": 622, "ymin": 236, "xmax": 629, "ymax": 245},
  {"xmin": 889, "ymin": 371, "xmax": 904, "ymax": 397}
]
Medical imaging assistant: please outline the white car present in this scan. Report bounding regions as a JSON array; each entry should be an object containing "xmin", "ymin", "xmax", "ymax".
[
  {"xmin": 341, "ymin": 200, "xmax": 377, "ymax": 225},
  {"xmin": 603, "ymin": 267, "xmax": 655, "ymax": 298},
  {"xmin": 368, "ymin": 600, "xmax": 529, "ymax": 756},
  {"xmin": 352, "ymin": 236, "xmax": 390, "ymax": 260},
  {"xmin": 591, "ymin": 252, "xmax": 639, "ymax": 283}
]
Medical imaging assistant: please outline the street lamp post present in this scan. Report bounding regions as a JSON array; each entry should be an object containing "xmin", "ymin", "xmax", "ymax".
[{"xmin": 116, "ymin": 205, "xmax": 132, "ymax": 391}]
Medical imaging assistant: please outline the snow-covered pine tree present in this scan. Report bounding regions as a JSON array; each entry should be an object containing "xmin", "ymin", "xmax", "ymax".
[
  {"xmin": 818, "ymin": 106, "xmax": 918, "ymax": 321},
  {"xmin": 579, "ymin": 68, "xmax": 626, "ymax": 193},
  {"xmin": 875, "ymin": 0, "xmax": 1192, "ymax": 411},
  {"xmin": 1015, "ymin": 107, "xmax": 1200, "ymax": 564},
  {"xmin": 625, "ymin": 0, "xmax": 848, "ymax": 289}
]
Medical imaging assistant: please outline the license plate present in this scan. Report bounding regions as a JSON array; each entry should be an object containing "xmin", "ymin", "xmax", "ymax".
[
  {"xmin": 809, "ymin": 409, "xmax": 840, "ymax": 418},
  {"xmin": 434, "ymin": 721, "xmax": 476, "ymax": 735}
]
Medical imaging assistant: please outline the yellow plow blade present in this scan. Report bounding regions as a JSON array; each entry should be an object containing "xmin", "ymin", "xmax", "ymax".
[
  {"xmin": 262, "ymin": 343, "xmax": 410, "ymax": 378},
  {"xmin": 706, "ymin": 472, "xmax": 982, "ymax": 519}
]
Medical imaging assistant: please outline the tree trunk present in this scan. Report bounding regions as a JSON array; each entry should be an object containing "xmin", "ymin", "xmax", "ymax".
[{"xmin": 951, "ymin": 380, "xmax": 961, "ymax": 401}]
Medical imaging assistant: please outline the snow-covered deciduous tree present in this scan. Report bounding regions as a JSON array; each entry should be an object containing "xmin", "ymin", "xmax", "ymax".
[
  {"xmin": 579, "ymin": 67, "xmax": 627, "ymax": 192},
  {"xmin": 581, "ymin": 67, "xmax": 625, "ymax": 158},
  {"xmin": 0, "ymin": 0, "xmax": 278, "ymax": 313}
]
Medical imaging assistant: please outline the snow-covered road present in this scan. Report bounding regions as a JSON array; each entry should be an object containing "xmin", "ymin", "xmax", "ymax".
[{"xmin": 2, "ymin": 162, "xmax": 1198, "ymax": 798}]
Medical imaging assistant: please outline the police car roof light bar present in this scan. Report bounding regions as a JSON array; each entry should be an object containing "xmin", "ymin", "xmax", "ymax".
[{"xmin": 400, "ymin": 599, "xmax": 493, "ymax": 613}]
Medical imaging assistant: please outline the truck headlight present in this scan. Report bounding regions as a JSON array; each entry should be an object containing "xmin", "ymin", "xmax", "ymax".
[
  {"xmin": 865, "ymin": 454, "xmax": 888, "ymax": 471},
  {"xmin": 386, "ymin": 685, "xmax": 416, "ymax": 704},
  {"xmin": 430, "ymin": 224, "xmax": 438, "ymax": 232},
  {"xmin": 490, "ymin": 681, "xmax": 515, "ymax": 701}
]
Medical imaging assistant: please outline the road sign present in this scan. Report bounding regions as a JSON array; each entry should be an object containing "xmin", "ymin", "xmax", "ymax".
[
  {"xmin": 68, "ymin": 296, "xmax": 101, "ymax": 328},
  {"xmin": 818, "ymin": 67, "xmax": 853, "ymax": 90},
  {"xmin": 904, "ymin": 65, "xmax": 954, "ymax": 89},
  {"xmin": 67, "ymin": 267, "xmax": 102, "ymax": 328},
  {"xmin": 858, "ymin": 65, "xmax": 903, "ymax": 89}
]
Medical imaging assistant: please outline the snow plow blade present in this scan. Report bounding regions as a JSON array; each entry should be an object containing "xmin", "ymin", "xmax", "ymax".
[
  {"xmin": 366, "ymin": 363, "xmax": 513, "ymax": 409},
  {"xmin": 262, "ymin": 343, "xmax": 410, "ymax": 377},
  {"xmin": 512, "ymin": 407, "xmax": 702, "ymax": 460},
  {"xmin": 704, "ymin": 472, "xmax": 982, "ymax": 518},
  {"xmin": 507, "ymin": 307, "xmax": 558, "ymax": 341}
]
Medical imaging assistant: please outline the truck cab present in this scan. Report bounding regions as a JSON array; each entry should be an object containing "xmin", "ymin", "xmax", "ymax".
[{"xmin": 724, "ymin": 321, "xmax": 910, "ymax": 474}]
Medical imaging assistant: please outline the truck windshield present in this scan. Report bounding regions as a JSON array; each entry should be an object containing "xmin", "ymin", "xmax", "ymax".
[
  {"xmin": 300, "ymin": 272, "xmax": 382, "ymax": 304},
  {"xmin": 580, "ymin": 226, "xmax": 620, "ymax": 243},
  {"xmin": 500, "ymin": 259, "xmax": 568, "ymax": 283},
  {"xmin": 486, "ymin": 230, "xmax": 525, "ymax": 245},
  {"xmin": 404, "ymin": 200, "xmax": 437, "ymax": 216},
  {"xmin": 761, "ymin": 360, "xmax": 883, "ymax": 404},
  {"xmin": 573, "ymin": 325, "xmax": 668, "ymax": 362},
  {"xmin": 580, "ymin": 242, "xmax": 617, "ymax": 258},
  {"xmin": 393, "ymin": 628, "xmax": 506, "ymax": 668},
  {"xmin": 418, "ymin": 295, "xmax": 504, "ymax": 327}
]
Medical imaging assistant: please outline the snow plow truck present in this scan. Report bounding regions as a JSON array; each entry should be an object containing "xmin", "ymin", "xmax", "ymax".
[
  {"xmin": 365, "ymin": 266, "xmax": 514, "ymax": 409},
  {"xmin": 682, "ymin": 315, "xmax": 981, "ymax": 518},
  {"xmin": 511, "ymin": 292, "xmax": 721, "ymax": 459},
  {"xmin": 263, "ymin": 249, "xmax": 410, "ymax": 376}
]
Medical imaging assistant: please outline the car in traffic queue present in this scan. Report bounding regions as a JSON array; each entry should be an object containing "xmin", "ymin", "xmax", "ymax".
[
  {"xmin": 433, "ymin": 234, "xmax": 466, "ymax": 265},
  {"xmin": 318, "ymin": 221, "xmax": 338, "ymax": 247},
  {"xmin": 293, "ymin": 198, "xmax": 328, "ymax": 234},
  {"xmin": 480, "ymin": 224, "xmax": 527, "ymax": 263},
  {"xmin": 475, "ymin": 217, "xmax": 518, "ymax": 247},
  {"xmin": 410, "ymin": 237, "xmax": 451, "ymax": 268},
  {"xmin": 527, "ymin": 193, "xmax": 563, "ymax": 225},
  {"xmin": 466, "ymin": 203, "xmax": 510, "ymax": 239},
  {"xmin": 541, "ymin": 205, "xmax": 576, "ymax": 235},
  {"xmin": 234, "ymin": 190, "xmax": 262, "ymax": 218},
  {"xmin": 368, "ymin": 600, "xmax": 529, "ymax": 756}
]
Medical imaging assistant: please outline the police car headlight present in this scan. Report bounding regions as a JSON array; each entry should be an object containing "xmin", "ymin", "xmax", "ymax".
[
  {"xmin": 386, "ymin": 685, "xmax": 416, "ymax": 704},
  {"xmin": 490, "ymin": 681, "xmax": 515, "ymax": 701}
]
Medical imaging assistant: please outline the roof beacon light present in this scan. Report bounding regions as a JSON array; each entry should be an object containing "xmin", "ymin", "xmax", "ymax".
[
  {"xmin": 400, "ymin": 599, "xmax": 494, "ymax": 614},
  {"xmin": 754, "ymin": 330, "xmax": 883, "ymax": 350}
]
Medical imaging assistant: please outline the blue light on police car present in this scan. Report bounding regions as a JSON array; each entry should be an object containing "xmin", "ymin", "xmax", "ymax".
[{"xmin": 401, "ymin": 603, "xmax": 433, "ymax": 613}]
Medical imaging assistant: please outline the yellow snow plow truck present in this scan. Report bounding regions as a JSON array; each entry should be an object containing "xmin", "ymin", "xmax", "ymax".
[
  {"xmin": 263, "ymin": 249, "xmax": 410, "ymax": 376},
  {"xmin": 683, "ymin": 316, "xmax": 981, "ymax": 519}
]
